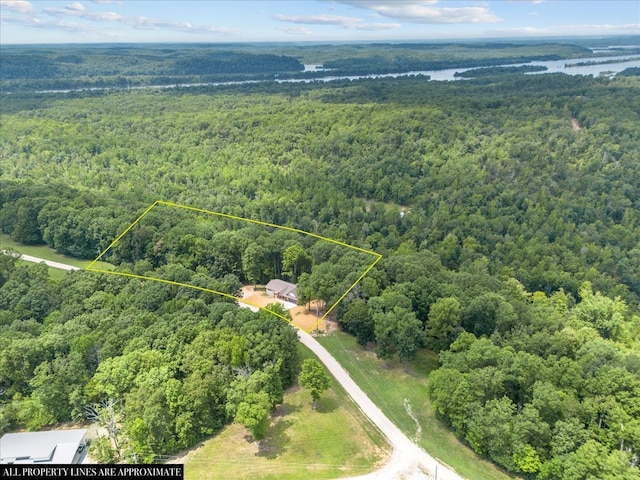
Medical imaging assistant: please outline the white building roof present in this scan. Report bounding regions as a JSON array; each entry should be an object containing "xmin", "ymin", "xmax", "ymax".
[{"xmin": 0, "ymin": 429, "xmax": 88, "ymax": 464}]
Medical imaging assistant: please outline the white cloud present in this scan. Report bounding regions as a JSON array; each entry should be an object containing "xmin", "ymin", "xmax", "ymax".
[
  {"xmin": 487, "ymin": 23, "xmax": 640, "ymax": 38},
  {"xmin": 0, "ymin": 0, "xmax": 36, "ymax": 14},
  {"xmin": 44, "ymin": 5, "xmax": 120, "ymax": 21},
  {"xmin": 129, "ymin": 15, "xmax": 232, "ymax": 34},
  {"xmin": 1, "ymin": 13, "xmax": 98, "ymax": 33},
  {"xmin": 0, "ymin": 1, "xmax": 235, "ymax": 40},
  {"xmin": 122, "ymin": 17, "xmax": 233, "ymax": 33},
  {"xmin": 338, "ymin": 0, "xmax": 438, "ymax": 7},
  {"xmin": 41, "ymin": 3, "xmax": 233, "ymax": 35},
  {"xmin": 333, "ymin": 1, "xmax": 501, "ymax": 24},
  {"xmin": 66, "ymin": 2, "xmax": 85, "ymax": 12},
  {"xmin": 489, "ymin": 26, "xmax": 549, "ymax": 36},
  {"xmin": 279, "ymin": 25, "xmax": 313, "ymax": 36},
  {"xmin": 274, "ymin": 13, "xmax": 399, "ymax": 31},
  {"xmin": 356, "ymin": 22, "xmax": 401, "ymax": 31},
  {"xmin": 0, "ymin": 0, "xmax": 122, "ymax": 38},
  {"xmin": 274, "ymin": 13, "xmax": 356, "ymax": 26},
  {"xmin": 568, "ymin": 23, "xmax": 640, "ymax": 34},
  {"xmin": 370, "ymin": 5, "xmax": 500, "ymax": 24},
  {"xmin": 274, "ymin": 13, "xmax": 365, "ymax": 27}
]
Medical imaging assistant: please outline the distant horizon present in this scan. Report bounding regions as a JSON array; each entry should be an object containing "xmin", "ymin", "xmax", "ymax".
[
  {"xmin": 1, "ymin": 1, "xmax": 638, "ymax": 45},
  {"xmin": 2, "ymin": 33, "xmax": 639, "ymax": 49}
]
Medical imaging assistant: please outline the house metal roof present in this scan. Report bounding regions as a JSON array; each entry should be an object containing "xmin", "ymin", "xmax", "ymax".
[
  {"xmin": 0, "ymin": 429, "xmax": 88, "ymax": 464},
  {"xmin": 265, "ymin": 279, "xmax": 297, "ymax": 300}
]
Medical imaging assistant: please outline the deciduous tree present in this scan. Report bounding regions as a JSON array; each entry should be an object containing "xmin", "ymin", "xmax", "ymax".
[{"xmin": 299, "ymin": 359, "xmax": 330, "ymax": 409}]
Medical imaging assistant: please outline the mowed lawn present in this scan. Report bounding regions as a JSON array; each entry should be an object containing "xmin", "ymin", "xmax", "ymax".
[
  {"xmin": 180, "ymin": 345, "xmax": 389, "ymax": 480},
  {"xmin": 1, "ymin": 233, "xmax": 114, "ymax": 271},
  {"xmin": 14, "ymin": 259, "xmax": 67, "ymax": 281},
  {"xmin": 317, "ymin": 331, "xmax": 517, "ymax": 480}
]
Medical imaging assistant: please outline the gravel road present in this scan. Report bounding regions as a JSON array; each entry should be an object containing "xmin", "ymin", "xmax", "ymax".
[
  {"xmin": 12, "ymin": 252, "xmax": 81, "ymax": 271},
  {"xmin": 297, "ymin": 330, "xmax": 465, "ymax": 480}
]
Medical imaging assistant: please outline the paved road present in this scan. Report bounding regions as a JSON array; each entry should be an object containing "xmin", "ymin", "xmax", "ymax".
[
  {"xmin": 2, "ymin": 251, "xmax": 81, "ymax": 271},
  {"xmin": 297, "ymin": 330, "xmax": 465, "ymax": 480}
]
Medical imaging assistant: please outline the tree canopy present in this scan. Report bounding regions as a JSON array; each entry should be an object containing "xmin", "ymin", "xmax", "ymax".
[{"xmin": 1, "ymin": 41, "xmax": 639, "ymax": 476}]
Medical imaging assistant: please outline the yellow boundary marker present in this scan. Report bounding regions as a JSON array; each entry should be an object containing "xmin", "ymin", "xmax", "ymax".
[{"xmin": 86, "ymin": 201, "xmax": 382, "ymax": 333}]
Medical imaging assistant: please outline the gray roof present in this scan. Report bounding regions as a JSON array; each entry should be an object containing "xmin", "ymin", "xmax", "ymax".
[
  {"xmin": 1, "ymin": 429, "xmax": 88, "ymax": 464},
  {"xmin": 265, "ymin": 279, "xmax": 297, "ymax": 300}
]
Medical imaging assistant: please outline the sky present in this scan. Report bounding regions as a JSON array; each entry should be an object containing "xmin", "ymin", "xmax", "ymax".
[{"xmin": 1, "ymin": 0, "xmax": 639, "ymax": 44}]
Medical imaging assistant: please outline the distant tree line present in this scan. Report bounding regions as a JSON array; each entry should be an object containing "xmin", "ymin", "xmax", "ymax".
[
  {"xmin": 454, "ymin": 65, "xmax": 548, "ymax": 78},
  {"xmin": 0, "ymin": 48, "xmax": 303, "ymax": 91}
]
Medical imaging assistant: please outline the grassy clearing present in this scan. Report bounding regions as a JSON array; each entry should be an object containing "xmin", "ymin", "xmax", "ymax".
[
  {"xmin": 317, "ymin": 330, "xmax": 517, "ymax": 480},
  {"xmin": 14, "ymin": 259, "xmax": 68, "ymax": 281},
  {"xmin": 181, "ymin": 344, "xmax": 389, "ymax": 480},
  {"xmin": 1, "ymin": 233, "xmax": 114, "ymax": 271}
]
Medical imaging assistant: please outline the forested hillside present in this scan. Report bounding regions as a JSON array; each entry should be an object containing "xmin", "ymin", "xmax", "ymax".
[
  {"xmin": 2, "ymin": 40, "xmax": 633, "ymax": 91},
  {"xmin": 2, "ymin": 74, "xmax": 639, "ymax": 303},
  {"xmin": 0, "ymin": 45, "xmax": 304, "ymax": 91},
  {"xmin": 1, "ymin": 48, "xmax": 639, "ymax": 478}
]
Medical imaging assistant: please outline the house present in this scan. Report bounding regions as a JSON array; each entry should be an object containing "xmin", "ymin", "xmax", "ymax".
[
  {"xmin": 265, "ymin": 279, "xmax": 297, "ymax": 304},
  {"xmin": 0, "ymin": 429, "xmax": 88, "ymax": 464}
]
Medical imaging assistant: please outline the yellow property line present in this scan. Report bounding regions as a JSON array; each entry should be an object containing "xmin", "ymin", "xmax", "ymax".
[
  {"xmin": 87, "ymin": 200, "xmax": 160, "ymax": 269},
  {"xmin": 86, "ymin": 201, "xmax": 382, "ymax": 333}
]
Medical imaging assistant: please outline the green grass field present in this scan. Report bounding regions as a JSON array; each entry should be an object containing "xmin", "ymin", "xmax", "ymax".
[
  {"xmin": 317, "ymin": 330, "xmax": 517, "ymax": 480},
  {"xmin": 1, "ymin": 233, "xmax": 114, "ymax": 271},
  {"xmin": 181, "ymin": 345, "xmax": 389, "ymax": 480},
  {"xmin": 13, "ymin": 259, "xmax": 67, "ymax": 281}
]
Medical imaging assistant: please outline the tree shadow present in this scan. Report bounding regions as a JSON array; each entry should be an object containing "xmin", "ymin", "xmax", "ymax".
[
  {"xmin": 271, "ymin": 402, "xmax": 300, "ymax": 418},
  {"xmin": 255, "ymin": 402, "xmax": 300, "ymax": 459},
  {"xmin": 256, "ymin": 418, "xmax": 293, "ymax": 459},
  {"xmin": 315, "ymin": 395, "xmax": 338, "ymax": 414}
]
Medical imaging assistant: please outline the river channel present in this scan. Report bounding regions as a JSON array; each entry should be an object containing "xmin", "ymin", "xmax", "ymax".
[
  {"xmin": 299, "ymin": 53, "xmax": 640, "ymax": 83},
  {"xmin": 31, "ymin": 51, "xmax": 640, "ymax": 94}
]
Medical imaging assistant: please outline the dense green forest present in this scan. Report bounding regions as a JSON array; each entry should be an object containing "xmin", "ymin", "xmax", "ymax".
[
  {"xmin": 0, "ymin": 45, "xmax": 304, "ymax": 91},
  {"xmin": 0, "ymin": 255, "xmax": 299, "ymax": 461},
  {"xmin": 1, "ymin": 40, "xmax": 639, "ymax": 478}
]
